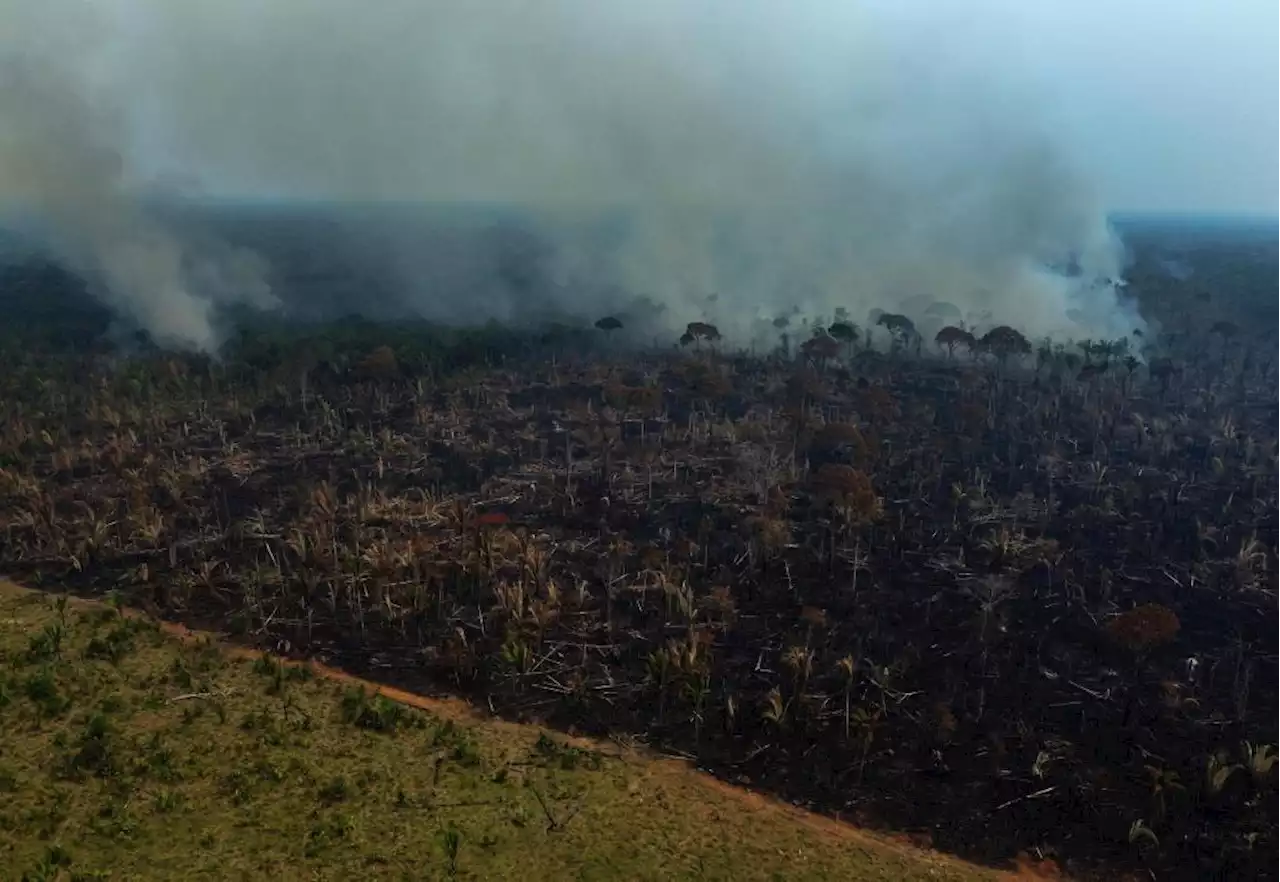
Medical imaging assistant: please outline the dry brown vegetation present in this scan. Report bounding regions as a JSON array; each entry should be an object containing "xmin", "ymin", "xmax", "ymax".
[{"xmin": 0, "ymin": 240, "xmax": 1276, "ymax": 881}]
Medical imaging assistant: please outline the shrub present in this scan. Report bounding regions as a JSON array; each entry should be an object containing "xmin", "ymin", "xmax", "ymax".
[
  {"xmin": 1104, "ymin": 603, "xmax": 1180, "ymax": 654},
  {"xmin": 356, "ymin": 345, "xmax": 399, "ymax": 380},
  {"xmin": 812, "ymin": 465, "xmax": 882, "ymax": 525}
]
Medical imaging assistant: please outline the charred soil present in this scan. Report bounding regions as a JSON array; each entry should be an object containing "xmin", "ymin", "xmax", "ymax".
[{"xmin": 1, "ymin": 239, "xmax": 1276, "ymax": 881}]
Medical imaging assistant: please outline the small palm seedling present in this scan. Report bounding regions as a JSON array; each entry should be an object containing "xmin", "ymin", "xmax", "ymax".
[
  {"xmin": 717, "ymin": 693, "xmax": 738, "ymax": 737},
  {"xmin": 1241, "ymin": 742, "xmax": 1277, "ymax": 788},
  {"xmin": 681, "ymin": 668, "xmax": 713, "ymax": 743},
  {"xmin": 835, "ymin": 655, "xmax": 857, "ymax": 740},
  {"xmin": 1128, "ymin": 818, "xmax": 1159, "ymax": 849},
  {"xmin": 25, "ymin": 623, "xmax": 64, "ymax": 664},
  {"xmin": 339, "ymin": 687, "xmax": 415, "ymax": 733},
  {"xmin": 645, "ymin": 644, "xmax": 676, "ymax": 723},
  {"xmin": 67, "ymin": 713, "xmax": 114, "ymax": 779},
  {"xmin": 20, "ymin": 845, "xmax": 73, "ymax": 882},
  {"xmin": 500, "ymin": 636, "xmax": 533, "ymax": 675},
  {"xmin": 1202, "ymin": 750, "xmax": 1243, "ymax": 807},
  {"xmin": 781, "ymin": 645, "xmax": 814, "ymax": 697},
  {"xmin": 439, "ymin": 824, "xmax": 462, "ymax": 877},
  {"xmin": 761, "ymin": 686, "xmax": 788, "ymax": 732},
  {"xmin": 850, "ymin": 705, "xmax": 881, "ymax": 785},
  {"xmin": 1234, "ymin": 534, "xmax": 1269, "ymax": 590},
  {"xmin": 1144, "ymin": 765, "xmax": 1186, "ymax": 823}
]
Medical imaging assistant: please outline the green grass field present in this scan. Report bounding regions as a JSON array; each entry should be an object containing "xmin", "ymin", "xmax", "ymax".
[{"xmin": 0, "ymin": 582, "xmax": 998, "ymax": 881}]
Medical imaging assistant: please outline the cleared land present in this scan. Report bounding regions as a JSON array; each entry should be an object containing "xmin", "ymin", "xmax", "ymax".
[{"xmin": 0, "ymin": 581, "xmax": 1001, "ymax": 881}]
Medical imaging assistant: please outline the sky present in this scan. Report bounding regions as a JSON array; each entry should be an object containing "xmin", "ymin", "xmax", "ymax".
[
  {"xmin": 15, "ymin": 0, "xmax": 1275, "ymax": 216},
  {"xmin": 866, "ymin": 0, "xmax": 1279, "ymax": 216},
  {"xmin": 114, "ymin": 0, "xmax": 1278, "ymax": 217}
]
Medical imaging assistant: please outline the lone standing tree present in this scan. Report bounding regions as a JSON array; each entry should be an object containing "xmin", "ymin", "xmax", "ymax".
[
  {"xmin": 876, "ymin": 313, "xmax": 917, "ymax": 352},
  {"xmin": 683, "ymin": 322, "xmax": 722, "ymax": 351},
  {"xmin": 594, "ymin": 316, "xmax": 624, "ymax": 339},
  {"xmin": 934, "ymin": 325, "xmax": 975, "ymax": 359},
  {"xmin": 979, "ymin": 326, "xmax": 1031, "ymax": 367},
  {"xmin": 827, "ymin": 320, "xmax": 859, "ymax": 357},
  {"xmin": 801, "ymin": 333, "xmax": 843, "ymax": 366}
]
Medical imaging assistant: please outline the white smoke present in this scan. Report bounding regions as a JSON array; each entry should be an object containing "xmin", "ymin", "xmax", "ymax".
[
  {"xmin": 0, "ymin": 1, "xmax": 276, "ymax": 352},
  {"xmin": 1, "ymin": 0, "xmax": 1141, "ymax": 350}
]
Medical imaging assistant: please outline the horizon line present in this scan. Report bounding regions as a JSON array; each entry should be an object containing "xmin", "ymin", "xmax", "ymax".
[{"xmin": 141, "ymin": 196, "xmax": 1280, "ymax": 219}]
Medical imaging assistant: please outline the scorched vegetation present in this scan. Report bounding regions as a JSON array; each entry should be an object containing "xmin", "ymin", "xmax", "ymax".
[{"xmin": 0, "ymin": 239, "xmax": 1276, "ymax": 881}]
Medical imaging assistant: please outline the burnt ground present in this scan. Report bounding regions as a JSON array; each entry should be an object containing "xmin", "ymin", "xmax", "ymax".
[{"xmin": 0, "ymin": 218, "xmax": 1276, "ymax": 880}]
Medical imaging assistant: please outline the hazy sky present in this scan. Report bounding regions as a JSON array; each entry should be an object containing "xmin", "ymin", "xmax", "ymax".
[
  {"xmin": 97, "ymin": 0, "xmax": 1280, "ymax": 216},
  {"xmin": 5, "ymin": 0, "xmax": 1261, "ymax": 350},
  {"xmin": 892, "ymin": 0, "xmax": 1277, "ymax": 215}
]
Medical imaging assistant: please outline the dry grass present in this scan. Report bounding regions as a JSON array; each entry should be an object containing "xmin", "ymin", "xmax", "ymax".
[{"xmin": 0, "ymin": 581, "xmax": 997, "ymax": 882}]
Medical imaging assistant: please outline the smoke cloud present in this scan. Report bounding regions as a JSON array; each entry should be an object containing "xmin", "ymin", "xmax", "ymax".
[
  {"xmin": 0, "ymin": 1, "xmax": 276, "ymax": 352},
  {"xmin": 1, "ymin": 0, "xmax": 1142, "ymax": 351}
]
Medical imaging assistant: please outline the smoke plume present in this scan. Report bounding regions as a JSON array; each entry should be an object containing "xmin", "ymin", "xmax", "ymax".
[
  {"xmin": 0, "ymin": 1, "xmax": 276, "ymax": 352},
  {"xmin": 1, "ymin": 0, "xmax": 1142, "ymax": 350}
]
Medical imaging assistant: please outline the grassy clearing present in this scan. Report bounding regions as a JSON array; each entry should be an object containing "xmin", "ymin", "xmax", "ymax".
[{"xmin": 0, "ymin": 583, "xmax": 996, "ymax": 881}]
